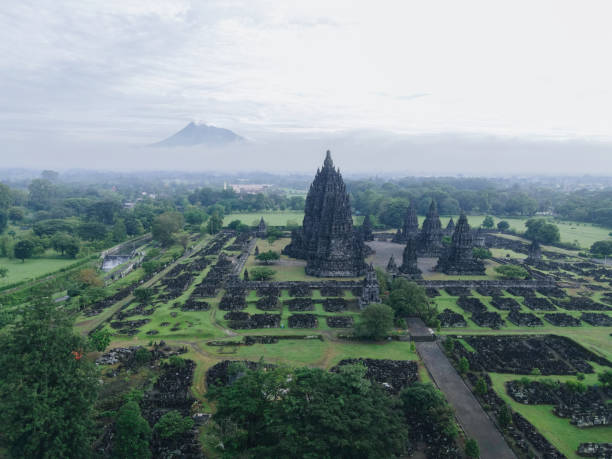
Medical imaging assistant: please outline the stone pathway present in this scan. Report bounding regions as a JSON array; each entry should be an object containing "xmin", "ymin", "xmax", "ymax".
[{"xmin": 415, "ymin": 340, "xmax": 516, "ymax": 459}]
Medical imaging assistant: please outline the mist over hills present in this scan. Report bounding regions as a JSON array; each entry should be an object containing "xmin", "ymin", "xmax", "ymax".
[{"xmin": 1, "ymin": 123, "xmax": 611, "ymax": 176}]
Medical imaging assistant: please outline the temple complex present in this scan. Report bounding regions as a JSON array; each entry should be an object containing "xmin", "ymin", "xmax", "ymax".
[
  {"xmin": 393, "ymin": 201, "xmax": 419, "ymax": 243},
  {"xmin": 416, "ymin": 200, "xmax": 443, "ymax": 256},
  {"xmin": 283, "ymin": 150, "xmax": 366, "ymax": 277},
  {"xmin": 399, "ymin": 236, "xmax": 422, "ymax": 278},
  {"xmin": 361, "ymin": 214, "xmax": 374, "ymax": 241},
  {"xmin": 435, "ymin": 213, "xmax": 485, "ymax": 275},
  {"xmin": 359, "ymin": 263, "xmax": 381, "ymax": 308}
]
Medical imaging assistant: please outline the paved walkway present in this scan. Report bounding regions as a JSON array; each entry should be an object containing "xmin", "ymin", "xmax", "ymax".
[{"xmin": 416, "ymin": 340, "xmax": 516, "ymax": 459}]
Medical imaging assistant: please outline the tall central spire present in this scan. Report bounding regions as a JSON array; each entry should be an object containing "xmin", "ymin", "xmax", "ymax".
[
  {"xmin": 282, "ymin": 150, "xmax": 366, "ymax": 277},
  {"xmin": 323, "ymin": 149, "xmax": 334, "ymax": 169}
]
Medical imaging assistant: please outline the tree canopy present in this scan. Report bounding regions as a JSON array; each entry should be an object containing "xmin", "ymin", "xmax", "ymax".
[
  {"xmin": 207, "ymin": 364, "xmax": 408, "ymax": 458},
  {"xmin": 0, "ymin": 296, "xmax": 99, "ymax": 458}
]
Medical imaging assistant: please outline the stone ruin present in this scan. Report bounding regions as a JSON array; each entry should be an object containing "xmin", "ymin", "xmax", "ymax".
[
  {"xmin": 323, "ymin": 297, "xmax": 347, "ymax": 312},
  {"xmin": 452, "ymin": 335, "xmax": 611, "ymax": 375},
  {"xmin": 392, "ymin": 201, "xmax": 419, "ymax": 243},
  {"xmin": 435, "ymin": 213, "xmax": 485, "ymax": 275},
  {"xmin": 416, "ymin": 200, "xmax": 444, "ymax": 256},
  {"xmin": 543, "ymin": 313, "xmax": 582, "ymax": 327},
  {"xmin": 506, "ymin": 379, "xmax": 612, "ymax": 428},
  {"xmin": 491, "ymin": 296, "xmax": 521, "ymax": 310},
  {"xmin": 577, "ymin": 443, "xmax": 612, "ymax": 458},
  {"xmin": 326, "ymin": 316, "xmax": 354, "ymax": 328},
  {"xmin": 523, "ymin": 296, "xmax": 556, "ymax": 311},
  {"xmin": 359, "ymin": 263, "xmax": 381, "ymax": 309},
  {"xmin": 288, "ymin": 313, "xmax": 318, "ymax": 328},
  {"xmin": 286, "ymin": 297, "xmax": 314, "ymax": 311},
  {"xmin": 227, "ymin": 313, "xmax": 281, "ymax": 329},
  {"xmin": 580, "ymin": 313, "xmax": 612, "ymax": 326},
  {"xmin": 507, "ymin": 310, "xmax": 543, "ymax": 327},
  {"xmin": 331, "ymin": 358, "xmax": 419, "ymax": 394},
  {"xmin": 399, "ymin": 236, "xmax": 422, "ymax": 278},
  {"xmin": 283, "ymin": 150, "xmax": 366, "ymax": 277},
  {"xmin": 437, "ymin": 308, "xmax": 467, "ymax": 327},
  {"xmin": 471, "ymin": 311, "xmax": 504, "ymax": 329}
]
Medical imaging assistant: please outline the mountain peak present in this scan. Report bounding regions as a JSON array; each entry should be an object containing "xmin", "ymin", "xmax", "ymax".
[{"xmin": 151, "ymin": 122, "xmax": 244, "ymax": 148}]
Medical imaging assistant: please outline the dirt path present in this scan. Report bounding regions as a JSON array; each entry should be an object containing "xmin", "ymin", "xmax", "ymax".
[{"xmin": 416, "ymin": 340, "xmax": 516, "ymax": 459}]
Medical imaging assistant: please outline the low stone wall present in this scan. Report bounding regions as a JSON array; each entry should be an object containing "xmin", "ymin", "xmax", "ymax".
[
  {"xmin": 242, "ymin": 280, "xmax": 362, "ymax": 289},
  {"xmin": 415, "ymin": 278, "xmax": 555, "ymax": 288}
]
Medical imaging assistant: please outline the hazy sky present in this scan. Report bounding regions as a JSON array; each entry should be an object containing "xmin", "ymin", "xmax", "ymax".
[{"xmin": 1, "ymin": 1, "xmax": 611, "ymax": 172}]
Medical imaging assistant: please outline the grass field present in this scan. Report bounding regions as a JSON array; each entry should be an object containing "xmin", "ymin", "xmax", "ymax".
[
  {"xmin": 489, "ymin": 372, "xmax": 612, "ymax": 459},
  {"xmin": 0, "ymin": 252, "xmax": 84, "ymax": 286}
]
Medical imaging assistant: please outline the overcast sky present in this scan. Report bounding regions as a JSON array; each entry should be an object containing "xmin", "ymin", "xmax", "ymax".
[{"xmin": 1, "ymin": 1, "xmax": 611, "ymax": 173}]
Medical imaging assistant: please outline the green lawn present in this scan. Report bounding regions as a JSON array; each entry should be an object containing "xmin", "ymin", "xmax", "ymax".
[
  {"xmin": 225, "ymin": 211, "xmax": 610, "ymax": 249},
  {"xmin": 224, "ymin": 211, "xmax": 363, "ymax": 227},
  {"xmin": 489, "ymin": 373, "xmax": 612, "ymax": 459},
  {"xmin": 0, "ymin": 253, "xmax": 84, "ymax": 286}
]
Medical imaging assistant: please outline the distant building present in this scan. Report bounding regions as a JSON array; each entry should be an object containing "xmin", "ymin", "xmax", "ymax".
[{"xmin": 230, "ymin": 184, "xmax": 271, "ymax": 194}]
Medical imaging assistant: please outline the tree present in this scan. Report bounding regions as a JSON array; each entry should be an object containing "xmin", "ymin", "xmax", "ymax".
[
  {"xmin": 77, "ymin": 268, "xmax": 103, "ymax": 287},
  {"xmin": 400, "ymin": 382, "xmax": 457, "ymax": 441},
  {"xmin": 482, "ymin": 215, "xmax": 494, "ymax": 228},
  {"xmin": 112, "ymin": 219, "xmax": 127, "ymax": 242},
  {"xmin": 475, "ymin": 377, "xmax": 488, "ymax": 396},
  {"xmin": 598, "ymin": 369, "xmax": 612, "ymax": 388},
  {"xmin": 472, "ymin": 247, "xmax": 492, "ymax": 259},
  {"xmin": 524, "ymin": 218, "xmax": 560, "ymax": 244},
  {"xmin": 78, "ymin": 221, "xmax": 108, "ymax": 241},
  {"xmin": 465, "ymin": 438, "xmax": 480, "ymax": 458},
  {"xmin": 0, "ymin": 210, "xmax": 7, "ymax": 233},
  {"xmin": 154, "ymin": 410, "xmax": 194, "ymax": 446},
  {"xmin": 494, "ymin": 265, "xmax": 529, "ymax": 279},
  {"xmin": 0, "ymin": 296, "xmax": 99, "ymax": 458},
  {"xmin": 27, "ymin": 178, "xmax": 55, "ymax": 210},
  {"xmin": 590, "ymin": 240, "xmax": 612, "ymax": 258},
  {"xmin": 142, "ymin": 261, "xmax": 160, "ymax": 275},
  {"xmin": 8, "ymin": 207, "xmax": 25, "ymax": 222},
  {"xmin": 88, "ymin": 328, "xmax": 112, "ymax": 352},
  {"xmin": 386, "ymin": 278, "xmax": 438, "ymax": 325},
  {"xmin": 114, "ymin": 400, "xmax": 152, "ymax": 458},
  {"xmin": 134, "ymin": 287, "xmax": 154, "ymax": 304},
  {"xmin": 498, "ymin": 403, "xmax": 512, "ymax": 430},
  {"xmin": 207, "ymin": 364, "xmax": 408, "ymax": 458},
  {"xmin": 152, "ymin": 212, "xmax": 184, "ymax": 247},
  {"xmin": 497, "ymin": 220, "xmax": 510, "ymax": 232},
  {"xmin": 250, "ymin": 267, "xmax": 276, "ymax": 281},
  {"xmin": 355, "ymin": 303, "xmax": 394, "ymax": 340},
  {"xmin": 13, "ymin": 239, "xmax": 34, "ymax": 262},
  {"xmin": 256, "ymin": 250, "xmax": 280, "ymax": 265},
  {"xmin": 0, "ymin": 267, "xmax": 8, "ymax": 278},
  {"xmin": 458, "ymin": 356, "xmax": 470, "ymax": 374},
  {"xmin": 207, "ymin": 211, "xmax": 223, "ymax": 235}
]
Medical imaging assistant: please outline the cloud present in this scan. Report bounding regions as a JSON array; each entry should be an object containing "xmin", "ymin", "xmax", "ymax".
[{"xmin": 1, "ymin": 0, "xmax": 612, "ymax": 170}]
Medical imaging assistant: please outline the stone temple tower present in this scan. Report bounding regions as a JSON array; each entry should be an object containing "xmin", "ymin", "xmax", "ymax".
[
  {"xmin": 399, "ymin": 235, "xmax": 422, "ymax": 278},
  {"xmin": 417, "ymin": 200, "xmax": 443, "ymax": 256},
  {"xmin": 283, "ymin": 150, "xmax": 366, "ymax": 277},
  {"xmin": 360, "ymin": 263, "xmax": 381, "ymax": 308},
  {"xmin": 393, "ymin": 200, "xmax": 419, "ymax": 243},
  {"xmin": 435, "ymin": 213, "xmax": 485, "ymax": 275}
]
